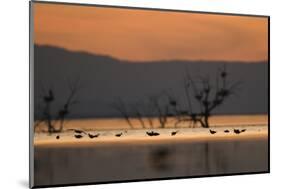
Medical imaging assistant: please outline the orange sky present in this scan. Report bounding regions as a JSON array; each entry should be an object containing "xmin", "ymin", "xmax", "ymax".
[{"xmin": 33, "ymin": 2, "xmax": 268, "ymax": 62}]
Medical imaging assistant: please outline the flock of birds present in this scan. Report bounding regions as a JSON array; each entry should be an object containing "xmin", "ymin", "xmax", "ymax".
[
  {"xmin": 209, "ymin": 128, "xmax": 246, "ymax": 134},
  {"xmin": 54, "ymin": 128, "xmax": 246, "ymax": 140}
]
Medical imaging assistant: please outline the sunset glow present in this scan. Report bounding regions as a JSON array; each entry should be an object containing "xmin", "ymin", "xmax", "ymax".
[{"xmin": 33, "ymin": 3, "xmax": 268, "ymax": 62}]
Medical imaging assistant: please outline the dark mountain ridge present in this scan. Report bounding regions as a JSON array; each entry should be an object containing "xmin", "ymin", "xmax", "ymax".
[{"xmin": 33, "ymin": 45, "xmax": 268, "ymax": 118}]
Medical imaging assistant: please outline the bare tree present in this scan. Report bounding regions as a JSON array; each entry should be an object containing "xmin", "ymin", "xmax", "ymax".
[
  {"xmin": 142, "ymin": 100, "xmax": 155, "ymax": 129},
  {"xmin": 112, "ymin": 98, "xmax": 134, "ymax": 129},
  {"xmin": 111, "ymin": 65, "xmax": 240, "ymax": 129},
  {"xmin": 162, "ymin": 91, "xmax": 187, "ymax": 128},
  {"xmin": 131, "ymin": 102, "xmax": 146, "ymax": 129},
  {"xmin": 113, "ymin": 98, "xmax": 156, "ymax": 129},
  {"xmin": 181, "ymin": 65, "xmax": 241, "ymax": 128},
  {"xmin": 36, "ymin": 78, "xmax": 81, "ymax": 133},
  {"xmin": 149, "ymin": 94, "xmax": 171, "ymax": 128},
  {"xmin": 56, "ymin": 79, "xmax": 80, "ymax": 132}
]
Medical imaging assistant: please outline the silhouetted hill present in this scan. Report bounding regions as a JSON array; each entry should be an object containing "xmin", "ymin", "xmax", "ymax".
[{"xmin": 33, "ymin": 45, "xmax": 268, "ymax": 118}]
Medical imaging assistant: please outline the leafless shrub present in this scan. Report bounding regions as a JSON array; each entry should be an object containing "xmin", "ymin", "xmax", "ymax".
[
  {"xmin": 35, "ymin": 78, "xmax": 81, "ymax": 133},
  {"xmin": 180, "ymin": 65, "xmax": 241, "ymax": 128},
  {"xmin": 112, "ymin": 97, "xmax": 134, "ymax": 129}
]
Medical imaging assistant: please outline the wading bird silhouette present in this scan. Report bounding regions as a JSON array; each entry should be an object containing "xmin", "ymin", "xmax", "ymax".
[
  {"xmin": 146, "ymin": 131, "xmax": 160, "ymax": 136},
  {"xmin": 234, "ymin": 129, "xmax": 241, "ymax": 134},
  {"xmin": 44, "ymin": 89, "xmax": 54, "ymax": 103},
  {"xmin": 115, "ymin": 133, "xmax": 123, "ymax": 137},
  {"xmin": 74, "ymin": 134, "xmax": 83, "ymax": 139},
  {"xmin": 171, "ymin": 130, "xmax": 179, "ymax": 136},
  {"xmin": 209, "ymin": 129, "xmax": 217, "ymax": 134},
  {"xmin": 88, "ymin": 133, "xmax": 99, "ymax": 138}
]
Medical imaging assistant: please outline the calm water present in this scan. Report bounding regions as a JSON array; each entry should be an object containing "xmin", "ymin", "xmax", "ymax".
[
  {"xmin": 33, "ymin": 114, "xmax": 268, "ymax": 187},
  {"xmin": 34, "ymin": 137, "xmax": 268, "ymax": 186}
]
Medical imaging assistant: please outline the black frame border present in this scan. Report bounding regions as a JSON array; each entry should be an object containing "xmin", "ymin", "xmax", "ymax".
[{"xmin": 29, "ymin": 1, "xmax": 270, "ymax": 188}]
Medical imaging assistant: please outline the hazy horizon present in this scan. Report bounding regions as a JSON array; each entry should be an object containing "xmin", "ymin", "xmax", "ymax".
[
  {"xmin": 33, "ymin": 2, "xmax": 268, "ymax": 62},
  {"xmin": 34, "ymin": 44, "xmax": 269, "ymax": 63}
]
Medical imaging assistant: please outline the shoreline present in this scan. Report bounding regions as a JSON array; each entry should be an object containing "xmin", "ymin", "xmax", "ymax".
[
  {"xmin": 34, "ymin": 114, "xmax": 268, "ymax": 131},
  {"xmin": 34, "ymin": 125, "xmax": 268, "ymax": 147}
]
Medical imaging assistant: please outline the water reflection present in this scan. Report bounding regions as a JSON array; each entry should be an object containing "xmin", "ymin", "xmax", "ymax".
[{"xmin": 34, "ymin": 138, "xmax": 268, "ymax": 186}]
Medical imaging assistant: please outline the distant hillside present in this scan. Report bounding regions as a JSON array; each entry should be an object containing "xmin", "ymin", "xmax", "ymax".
[{"xmin": 33, "ymin": 45, "xmax": 268, "ymax": 118}]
